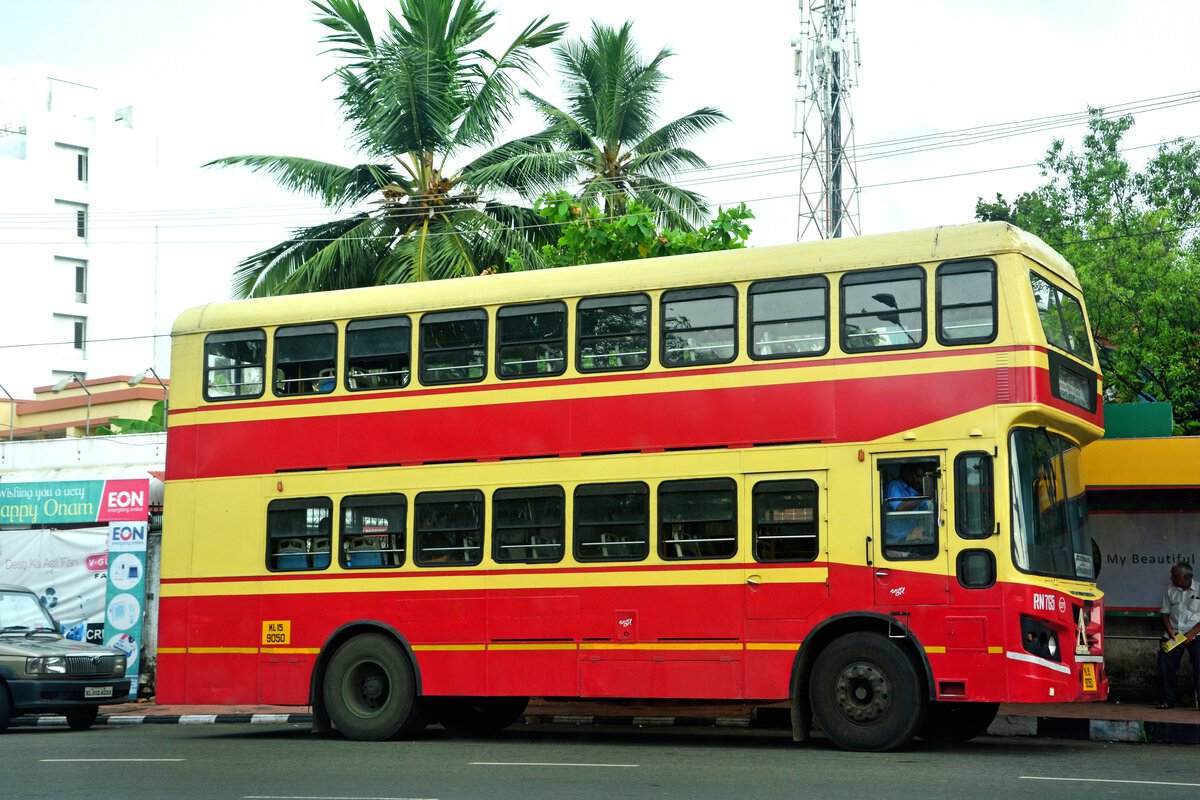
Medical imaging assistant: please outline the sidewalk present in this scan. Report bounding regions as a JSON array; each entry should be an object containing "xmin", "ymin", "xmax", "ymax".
[{"xmin": 13, "ymin": 698, "xmax": 1200, "ymax": 744}]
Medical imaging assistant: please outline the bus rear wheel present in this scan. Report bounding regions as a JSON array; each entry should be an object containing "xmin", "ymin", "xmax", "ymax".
[
  {"xmin": 437, "ymin": 697, "xmax": 529, "ymax": 736},
  {"xmin": 323, "ymin": 634, "xmax": 425, "ymax": 741},
  {"xmin": 809, "ymin": 632, "xmax": 925, "ymax": 752},
  {"xmin": 918, "ymin": 701, "xmax": 999, "ymax": 744}
]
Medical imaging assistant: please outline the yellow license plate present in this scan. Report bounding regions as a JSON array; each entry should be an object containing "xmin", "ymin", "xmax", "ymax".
[{"xmin": 1081, "ymin": 662, "xmax": 1097, "ymax": 692}]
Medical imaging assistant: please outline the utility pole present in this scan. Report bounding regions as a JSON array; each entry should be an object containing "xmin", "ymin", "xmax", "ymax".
[{"xmin": 794, "ymin": 0, "xmax": 861, "ymax": 240}]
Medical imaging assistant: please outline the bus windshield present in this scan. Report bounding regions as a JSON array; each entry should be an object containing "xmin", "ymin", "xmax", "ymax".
[{"xmin": 1010, "ymin": 428, "xmax": 1093, "ymax": 580}]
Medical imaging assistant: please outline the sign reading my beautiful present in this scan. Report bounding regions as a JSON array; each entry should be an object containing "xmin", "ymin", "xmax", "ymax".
[{"xmin": 0, "ymin": 479, "xmax": 149, "ymax": 525}]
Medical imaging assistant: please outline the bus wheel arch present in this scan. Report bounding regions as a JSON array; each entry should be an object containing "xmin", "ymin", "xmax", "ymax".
[
  {"xmin": 791, "ymin": 613, "xmax": 933, "ymax": 750},
  {"xmin": 311, "ymin": 622, "xmax": 424, "ymax": 740}
]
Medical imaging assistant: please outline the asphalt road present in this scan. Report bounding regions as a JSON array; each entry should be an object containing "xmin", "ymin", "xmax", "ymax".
[{"xmin": 6, "ymin": 721, "xmax": 1198, "ymax": 800}]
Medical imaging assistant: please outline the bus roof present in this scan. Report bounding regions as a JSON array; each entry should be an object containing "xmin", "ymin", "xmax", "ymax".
[{"xmin": 174, "ymin": 221, "xmax": 1077, "ymax": 335}]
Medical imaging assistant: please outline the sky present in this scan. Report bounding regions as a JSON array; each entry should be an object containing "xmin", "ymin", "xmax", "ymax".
[{"xmin": 2, "ymin": 0, "xmax": 1198, "ymax": 343}]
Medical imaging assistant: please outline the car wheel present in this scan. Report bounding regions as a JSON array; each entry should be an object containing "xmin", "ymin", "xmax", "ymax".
[
  {"xmin": 0, "ymin": 685, "xmax": 11, "ymax": 733},
  {"xmin": 66, "ymin": 706, "xmax": 99, "ymax": 731}
]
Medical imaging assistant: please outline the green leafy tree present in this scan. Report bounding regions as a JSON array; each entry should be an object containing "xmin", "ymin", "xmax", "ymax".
[
  {"xmin": 207, "ymin": 0, "xmax": 566, "ymax": 296},
  {"xmin": 95, "ymin": 401, "xmax": 166, "ymax": 435},
  {"xmin": 976, "ymin": 110, "xmax": 1200, "ymax": 433},
  {"xmin": 511, "ymin": 21, "xmax": 728, "ymax": 230},
  {"xmin": 503, "ymin": 191, "xmax": 752, "ymax": 271}
]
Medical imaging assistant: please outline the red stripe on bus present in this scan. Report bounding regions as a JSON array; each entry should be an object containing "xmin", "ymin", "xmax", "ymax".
[{"xmin": 166, "ymin": 365, "xmax": 1098, "ymax": 481}]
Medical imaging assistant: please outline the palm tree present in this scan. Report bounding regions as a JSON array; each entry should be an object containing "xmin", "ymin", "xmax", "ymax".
[
  {"xmin": 207, "ymin": 0, "xmax": 566, "ymax": 297},
  {"xmin": 518, "ymin": 21, "xmax": 729, "ymax": 230}
]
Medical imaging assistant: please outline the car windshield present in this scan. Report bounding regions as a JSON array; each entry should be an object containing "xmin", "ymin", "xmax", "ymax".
[
  {"xmin": 1010, "ymin": 428, "xmax": 1093, "ymax": 580},
  {"xmin": 0, "ymin": 589, "xmax": 58, "ymax": 633}
]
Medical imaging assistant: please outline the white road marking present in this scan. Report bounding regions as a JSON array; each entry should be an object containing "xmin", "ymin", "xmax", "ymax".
[
  {"xmin": 1022, "ymin": 776, "xmax": 1200, "ymax": 788},
  {"xmin": 245, "ymin": 796, "xmax": 437, "ymax": 800},
  {"xmin": 40, "ymin": 762, "xmax": 184, "ymax": 767},
  {"xmin": 470, "ymin": 761, "xmax": 639, "ymax": 768}
]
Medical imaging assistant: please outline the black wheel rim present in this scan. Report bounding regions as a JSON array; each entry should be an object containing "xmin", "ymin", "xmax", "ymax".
[
  {"xmin": 342, "ymin": 657, "xmax": 390, "ymax": 719},
  {"xmin": 833, "ymin": 660, "xmax": 892, "ymax": 724}
]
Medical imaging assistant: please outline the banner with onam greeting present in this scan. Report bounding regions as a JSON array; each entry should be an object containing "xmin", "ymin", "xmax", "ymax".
[{"xmin": 0, "ymin": 479, "xmax": 149, "ymax": 525}]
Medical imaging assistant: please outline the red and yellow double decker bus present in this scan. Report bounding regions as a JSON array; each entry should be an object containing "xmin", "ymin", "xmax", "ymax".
[{"xmin": 158, "ymin": 222, "xmax": 1106, "ymax": 751}]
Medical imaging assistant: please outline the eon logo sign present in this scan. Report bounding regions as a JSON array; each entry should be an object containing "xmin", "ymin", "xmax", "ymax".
[
  {"xmin": 99, "ymin": 479, "xmax": 150, "ymax": 520},
  {"xmin": 108, "ymin": 521, "xmax": 148, "ymax": 553}
]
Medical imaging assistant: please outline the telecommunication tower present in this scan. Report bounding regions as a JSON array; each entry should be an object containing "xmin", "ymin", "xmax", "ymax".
[{"xmin": 793, "ymin": 0, "xmax": 861, "ymax": 240}]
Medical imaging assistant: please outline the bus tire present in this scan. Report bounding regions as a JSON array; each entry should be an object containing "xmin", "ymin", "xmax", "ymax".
[
  {"xmin": 66, "ymin": 706, "xmax": 98, "ymax": 731},
  {"xmin": 809, "ymin": 632, "xmax": 925, "ymax": 752},
  {"xmin": 437, "ymin": 696, "xmax": 528, "ymax": 736},
  {"xmin": 918, "ymin": 701, "xmax": 999, "ymax": 744},
  {"xmin": 322, "ymin": 633, "xmax": 424, "ymax": 741}
]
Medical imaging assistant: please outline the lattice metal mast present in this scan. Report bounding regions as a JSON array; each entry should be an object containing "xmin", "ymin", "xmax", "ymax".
[{"xmin": 793, "ymin": 0, "xmax": 861, "ymax": 240}]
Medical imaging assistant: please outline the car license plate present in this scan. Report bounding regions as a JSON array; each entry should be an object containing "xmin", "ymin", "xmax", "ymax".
[
  {"xmin": 1081, "ymin": 663, "xmax": 1097, "ymax": 692},
  {"xmin": 84, "ymin": 686, "xmax": 114, "ymax": 699}
]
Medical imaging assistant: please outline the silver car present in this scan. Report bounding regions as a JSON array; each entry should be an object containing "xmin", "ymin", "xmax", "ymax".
[{"xmin": 0, "ymin": 583, "xmax": 131, "ymax": 731}]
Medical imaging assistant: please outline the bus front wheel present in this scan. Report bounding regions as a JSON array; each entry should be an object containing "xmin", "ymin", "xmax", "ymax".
[
  {"xmin": 809, "ymin": 632, "xmax": 925, "ymax": 752},
  {"xmin": 323, "ymin": 634, "xmax": 425, "ymax": 741}
]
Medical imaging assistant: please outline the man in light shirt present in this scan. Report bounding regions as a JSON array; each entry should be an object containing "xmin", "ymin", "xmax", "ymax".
[{"xmin": 1158, "ymin": 561, "xmax": 1200, "ymax": 709}]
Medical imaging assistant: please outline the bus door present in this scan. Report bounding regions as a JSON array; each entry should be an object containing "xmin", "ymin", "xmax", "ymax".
[
  {"xmin": 872, "ymin": 453, "xmax": 949, "ymax": 607},
  {"xmin": 744, "ymin": 472, "xmax": 829, "ymax": 622}
]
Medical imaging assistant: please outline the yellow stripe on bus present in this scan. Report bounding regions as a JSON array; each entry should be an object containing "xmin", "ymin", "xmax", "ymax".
[
  {"xmin": 161, "ymin": 567, "xmax": 829, "ymax": 598},
  {"xmin": 411, "ymin": 644, "xmax": 486, "ymax": 652},
  {"xmin": 487, "ymin": 643, "xmax": 578, "ymax": 651},
  {"xmin": 579, "ymin": 642, "xmax": 743, "ymax": 652}
]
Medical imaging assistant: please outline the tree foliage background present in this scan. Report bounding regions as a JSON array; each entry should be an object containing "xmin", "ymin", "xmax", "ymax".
[{"xmin": 976, "ymin": 111, "xmax": 1200, "ymax": 433}]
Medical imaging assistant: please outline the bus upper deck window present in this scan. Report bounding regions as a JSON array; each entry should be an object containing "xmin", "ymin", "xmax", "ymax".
[
  {"xmin": 841, "ymin": 266, "xmax": 925, "ymax": 352},
  {"xmin": 661, "ymin": 286, "xmax": 737, "ymax": 366},
  {"xmin": 497, "ymin": 302, "xmax": 567, "ymax": 379},
  {"xmin": 748, "ymin": 276, "xmax": 829, "ymax": 359},
  {"xmin": 346, "ymin": 317, "xmax": 411, "ymax": 391},
  {"xmin": 204, "ymin": 329, "xmax": 265, "ymax": 400},
  {"xmin": 274, "ymin": 323, "xmax": 337, "ymax": 396},
  {"xmin": 1029, "ymin": 272, "xmax": 1093, "ymax": 364},
  {"xmin": 937, "ymin": 260, "xmax": 996, "ymax": 345},
  {"xmin": 577, "ymin": 294, "xmax": 650, "ymax": 372},
  {"xmin": 419, "ymin": 309, "xmax": 488, "ymax": 385}
]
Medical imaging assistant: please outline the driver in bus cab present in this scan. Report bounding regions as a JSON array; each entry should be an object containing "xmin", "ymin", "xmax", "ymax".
[{"xmin": 884, "ymin": 463, "xmax": 932, "ymax": 556}]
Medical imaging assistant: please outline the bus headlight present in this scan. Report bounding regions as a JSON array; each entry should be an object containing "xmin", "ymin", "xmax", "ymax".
[{"xmin": 1020, "ymin": 615, "xmax": 1061, "ymax": 662}]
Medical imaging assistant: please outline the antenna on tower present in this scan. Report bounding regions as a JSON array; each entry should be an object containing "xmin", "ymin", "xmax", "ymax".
[{"xmin": 793, "ymin": 0, "xmax": 861, "ymax": 240}]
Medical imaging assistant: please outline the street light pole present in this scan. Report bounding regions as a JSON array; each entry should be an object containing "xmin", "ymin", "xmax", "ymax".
[
  {"xmin": 128, "ymin": 367, "xmax": 167, "ymax": 429},
  {"xmin": 52, "ymin": 373, "xmax": 92, "ymax": 436}
]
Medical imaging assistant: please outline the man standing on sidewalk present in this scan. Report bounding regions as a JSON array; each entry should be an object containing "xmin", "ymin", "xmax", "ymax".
[{"xmin": 1158, "ymin": 561, "xmax": 1200, "ymax": 709}]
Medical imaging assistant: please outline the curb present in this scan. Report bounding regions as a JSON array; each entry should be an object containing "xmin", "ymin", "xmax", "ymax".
[
  {"xmin": 11, "ymin": 712, "xmax": 314, "ymax": 728},
  {"xmin": 13, "ymin": 710, "xmax": 1200, "ymax": 744}
]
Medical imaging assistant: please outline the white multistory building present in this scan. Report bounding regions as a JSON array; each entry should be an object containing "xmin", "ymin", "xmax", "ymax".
[{"xmin": 0, "ymin": 64, "xmax": 161, "ymax": 399}]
